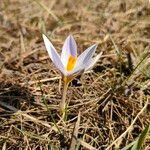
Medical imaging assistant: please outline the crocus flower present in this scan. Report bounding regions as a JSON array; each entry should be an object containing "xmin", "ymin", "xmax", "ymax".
[
  {"xmin": 43, "ymin": 34, "xmax": 102, "ymax": 113},
  {"xmin": 42, "ymin": 34, "xmax": 102, "ymax": 78}
]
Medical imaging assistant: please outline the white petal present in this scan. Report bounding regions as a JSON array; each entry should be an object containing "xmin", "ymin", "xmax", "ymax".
[
  {"xmin": 66, "ymin": 44, "xmax": 98, "ymax": 76},
  {"xmin": 85, "ymin": 52, "xmax": 103, "ymax": 71},
  {"xmin": 68, "ymin": 52, "xmax": 101, "ymax": 76},
  {"xmin": 75, "ymin": 44, "xmax": 97, "ymax": 68},
  {"xmin": 42, "ymin": 34, "xmax": 66, "ymax": 75},
  {"xmin": 61, "ymin": 35, "xmax": 77, "ymax": 67},
  {"xmin": 67, "ymin": 63, "xmax": 85, "ymax": 76}
]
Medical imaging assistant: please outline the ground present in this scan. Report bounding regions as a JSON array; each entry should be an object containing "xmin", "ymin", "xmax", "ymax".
[{"xmin": 0, "ymin": 0, "xmax": 150, "ymax": 149}]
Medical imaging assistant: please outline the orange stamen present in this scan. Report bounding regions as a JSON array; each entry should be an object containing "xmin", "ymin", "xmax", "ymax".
[{"xmin": 67, "ymin": 55, "xmax": 76, "ymax": 71}]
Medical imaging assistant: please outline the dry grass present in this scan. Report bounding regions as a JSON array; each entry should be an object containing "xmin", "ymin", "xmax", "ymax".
[{"xmin": 0, "ymin": 0, "xmax": 150, "ymax": 149}]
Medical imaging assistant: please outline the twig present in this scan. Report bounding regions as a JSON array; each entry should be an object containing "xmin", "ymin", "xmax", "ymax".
[{"xmin": 21, "ymin": 76, "xmax": 60, "ymax": 85}]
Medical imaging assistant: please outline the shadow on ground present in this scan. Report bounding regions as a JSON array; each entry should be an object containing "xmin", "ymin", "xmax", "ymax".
[{"xmin": 0, "ymin": 81, "xmax": 34, "ymax": 115}]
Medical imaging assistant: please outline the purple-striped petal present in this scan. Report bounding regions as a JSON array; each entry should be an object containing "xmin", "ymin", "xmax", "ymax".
[
  {"xmin": 42, "ymin": 34, "xmax": 66, "ymax": 75},
  {"xmin": 85, "ymin": 52, "xmax": 103, "ymax": 71},
  {"xmin": 75, "ymin": 44, "xmax": 97, "ymax": 69},
  {"xmin": 69, "ymin": 52, "xmax": 102, "ymax": 75},
  {"xmin": 61, "ymin": 35, "xmax": 77, "ymax": 67}
]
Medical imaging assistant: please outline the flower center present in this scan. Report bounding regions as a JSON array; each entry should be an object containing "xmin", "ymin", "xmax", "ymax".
[{"xmin": 67, "ymin": 55, "xmax": 76, "ymax": 71}]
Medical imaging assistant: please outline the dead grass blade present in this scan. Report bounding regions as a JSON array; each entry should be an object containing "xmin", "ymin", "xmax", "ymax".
[
  {"xmin": 77, "ymin": 139, "xmax": 97, "ymax": 150},
  {"xmin": 106, "ymin": 97, "xmax": 149, "ymax": 150},
  {"xmin": 0, "ymin": 101, "xmax": 58, "ymax": 132},
  {"xmin": 32, "ymin": 0, "xmax": 59, "ymax": 22},
  {"xmin": 69, "ymin": 111, "xmax": 81, "ymax": 150}
]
